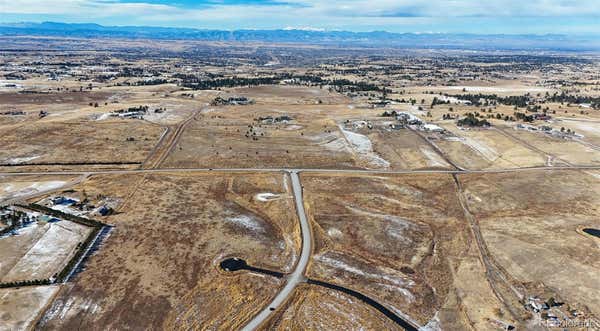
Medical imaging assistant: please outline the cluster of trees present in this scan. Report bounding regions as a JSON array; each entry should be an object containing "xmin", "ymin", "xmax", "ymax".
[
  {"xmin": 560, "ymin": 127, "xmax": 576, "ymax": 135},
  {"xmin": 210, "ymin": 96, "xmax": 252, "ymax": 106},
  {"xmin": 446, "ymin": 93, "xmax": 531, "ymax": 108},
  {"xmin": 0, "ymin": 278, "xmax": 52, "ymax": 288},
  {"xmin": 0, "ymin": 209, "xmax": 32, "ymax": 236},
  {"xmin": 431, "ymin": 97, "xmax": 452, "ymax": 107},
  {"xmin": 18, "ymin": 203, "xmax": 105, "ymax": 228},
  {"xmin": 135, "ymin": 79, "xmax": 169, "ymax": 86},
  {"xmin": 179, "ymin": 73, "xmax": 387, "ymax": 94},
  {"xmin": 546, "ymin": 92, "xmax": 600, "ymax": 109},
  {"xmin": 526, "ymin": 105, "xmax": 543, "ymax": 112},
  {"xmin": 327, "ymin": 79, "xmax": 384, "ymax": 93},
  {"xmin": 55, "ymin": 226, "xmax": 103, "ymax": 282},
  {"xmin": 118, "ymin": 67, "xmax": 146, "ymax": 78},
  {"xmin": 447, "ymin": 91, "xmax": 600, "ymax": 110},
  {"xmin": 112, "ymin": 79, "xmax": 171, "ymax": 86},
  {"xmin": 181, "ymin": 76, "xmax": 282, "ymax": 89},
  {"xmin": 113, "ymin": 105, "xmax": 149, "ymax": 114},
  {"xmin": 514, "ymin": 112, "xmax": 535, "ymax": 122},
  {"xmin": 457, "ymin": 113, "xmax": 491, "ymax": 127},
  {"xmin": 244, "ymin": 125, "xmax": 264, "ymax": 140}
]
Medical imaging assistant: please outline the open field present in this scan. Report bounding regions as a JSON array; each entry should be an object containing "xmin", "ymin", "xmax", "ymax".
[
  {"xmin": 0, "ymin": 285, "xmax": 59, "ymax": 331},
  {"xmin": 362, "ymin": 127, "xmax": 452, "ymax": 170},
  {"xmin": 0, "ymin": 218, "xmax": 92, "ymax": 283},
  {"xmin": 0, "ymin": 120, "xmax": 163, "ymax": 166},
  {"xmin": 0, "ymin": 175, "xmax": 77, "ymax": 201},
  {"xmin": 459, "ymin": 170, "xmax": 600, "ymax": 320},
  {"xmin": 262, "ymin": 284, "xmax": 400, "ymax": 330},
  {"xmin": 505, "ymin": 127, "xmax": 600, "ymax": 166},
  {"xmin": 162, "ymin": 102, "xmax": 460, "ymax": 170},
  {"xmin": 229, "ymin": 85, "xmax": 351, "ymax": 105},
  {"xmin": 162, "ymin": 104, "xmax": 365, "ymax": 169},
  {"xmin": 301, "ymin": 173, "xmax": 470, "ymax": 325},
  {"xmin": 36, "ymin": 172, "xmax": 301, "ymax": 330},
  {"xmin": 1, "ymin": 38, "xmax": 600, "ymax": 330},
  {"xmin": 551, "ymin": 118, "xmax": 600, "ymax": 149},
  {"xmin": 434, "ymin": 124, "xmax": 548, "ymax": 169}
]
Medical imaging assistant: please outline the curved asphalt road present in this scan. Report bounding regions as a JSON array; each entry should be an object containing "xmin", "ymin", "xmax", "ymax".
[{"xmin": 242, "ymin": 171, "xmax": 312, "ymax": 331}]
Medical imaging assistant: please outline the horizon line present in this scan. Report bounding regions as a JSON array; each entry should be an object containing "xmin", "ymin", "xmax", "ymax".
[{"xmin": 2, "ymin": 21, "xmax": 599, "ymax": 38}]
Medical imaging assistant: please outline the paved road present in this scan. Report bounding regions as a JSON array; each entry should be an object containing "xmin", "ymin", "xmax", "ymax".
[
  {"xmin": 1, "ymin": 165, "xmax": 599, "ymax": 177},
  {"xmin": 242, "ymin": 171, "xmax": 312, "ymax": 331}
]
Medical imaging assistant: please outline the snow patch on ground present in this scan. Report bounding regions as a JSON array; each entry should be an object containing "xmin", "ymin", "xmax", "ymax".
[
  {"xmin": 3, "ymin": 221, "xmax": 90, "ymax": 282},
  {"xmin": 315, "ymin": 253, "xmax": 415, "ymax": 302},
  {"xmin": 1, "ymin": 181, "xmax": 66, "ymax": 200},
  {"xmin": 419, "ymin": 146, "xmax": 448, "ymax": 167},
  {"xmin": 284, "ymin": 124, "xmax": 303, "ymax": 131},
  {"xmin": 347, "ymin": 206, "xmax": 416, "ymax": 244},
  {"xmin": 60, "ymin": 297, "xmax": 75, "ymax": 320},
  {"xmin": 327, "ymin": 228, "xmax": 343, "ymax": 238},
  {"xmin": 381, "ymin": 182, "xmax": 423, "ymax": 199},
  {"xmin": 93, "ymin": 113, "xmax": 111, "ymax": 121},
  {"xmin": 442, "ymin": 85, "xmax": 549, "ymax": 93},
  {"xmin": 5, "ymin": 155, "xmax": 41, "ymax": 164},
  {"xmin": 282, "ymin": 235, "xmax": 296, "ymax": 272},
  {"xmin": 562, "ymin": 120, "xmax": 600, "ymax": 135},
  {"xmin": 465, "ymin": 190, "xmax": 483, "ymax": 203},
  {"xmin": 586, "ymin": 172, "xmax": 600, "ymax": 180},
  {"xmin": 339, "ymin": 126, "xmax": 371, "ymax": 153},
  {"xmin": 461, "ymin": 136, "xmax": 498, "ymax": 161},
  {"xmin": 439, "ymin": 96, "xmax": 471, "ymax": 104},
  {"xmin": 255, "ymin": 192, "xmax": 281, "ymax": 202},
  {"xmin": 321, "ymin": 137, "xmax": 350, "ymax": 152},
  {"xmin": 225, "ymin": 215, "xmax": 264, "ymax": 233},
  {"xmin": 48, "ymin": 204, "xmax": 86, "ymax": 217},
  {"xmin": 143, "ymin": 109, "xmax": 184, "ymax": 124},
  {"xmin": 338, "ymin": 125, "xmax": 390, "ymax": 169},
  {"xmin": 282, "ymin": 173, "xmax": 288, "ymax": 192},
  {"xmin": 421, "ymin": 312, "xmax": 442, "ymax": 331}
]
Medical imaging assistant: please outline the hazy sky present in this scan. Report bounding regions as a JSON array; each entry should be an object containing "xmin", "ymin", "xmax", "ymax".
[{"xmin": 1, "ymin": 0, "xmax": 599, "ymax": 34}]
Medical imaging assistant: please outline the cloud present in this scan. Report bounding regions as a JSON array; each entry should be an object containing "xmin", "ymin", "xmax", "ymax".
[
  {"xmin": 0, "ymin": 0, "xmax": 174, "ymax": 15},
  {"xmin": 3, "ymin": 0, "xmax": 600, "ymax": 17}
]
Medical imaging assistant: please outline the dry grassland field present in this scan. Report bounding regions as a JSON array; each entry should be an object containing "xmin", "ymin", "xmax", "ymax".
[
  {"xmin": 301, "ymin": 173, "xmax": 469, "ymax": 326},
  {"xmin": 163, "ymin": 104, "xmax": 362, "ymax": 169},
  {"xmin": 0, "ymin": 285, "xmax": 59, "ymax": 330},
  {"xmin": 163, "ymin": 102, "xmax": 458, "ymax": 171},
  {"xmin": 0, "ymin": 120, "xmax": 163, "ymax": 166},
  {"xmin": 1, "ymin": 37, "xmax": 600, "ymax": 331},
  {"xmin": 0, "ymin": 218, "xmax": 92, "ymax": 283},
  {"xmin": 296, "ymin": 173, "xmax": 516, "ymax": 330},
  {"xmin": 0, "ymin": 175, "xmax": 79, "ymax": 201},
  {"xmin": 262, "ymin": 284, "xmax": 400, "ymax": 330},
  {"xmin": 34, "ymin": 172, "xmax": 301, "ymax": 330},
  {"xmin": 228, "ymin": 85, "xmax": 351, "ymax": 105},
  {"xmin": 503, "ymin": 127, "xmax": 600, "ymax": 166},
  {"xmin": 459, "ymin": 170, "xmax": 600, "ymax": 321},
  {"xmin": 434, "ymin": 125, "xmax": 548, "ymax": 170}
]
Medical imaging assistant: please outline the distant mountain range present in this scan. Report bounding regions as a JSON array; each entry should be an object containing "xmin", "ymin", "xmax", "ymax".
[{"xmin": 1, "ymin": 22, "xmax": 599, "ymax": 51}]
